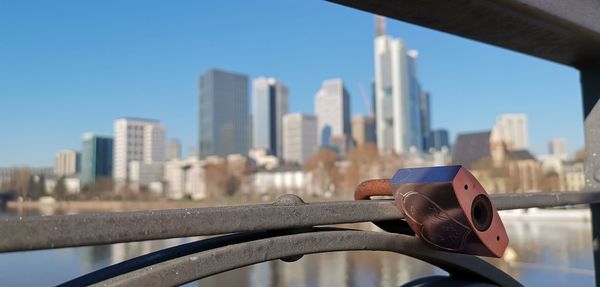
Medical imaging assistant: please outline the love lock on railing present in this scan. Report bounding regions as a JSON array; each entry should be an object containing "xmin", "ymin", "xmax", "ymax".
[{"xmin": 355, "ymin": 165, "xmax": 508, "ymax": 258}]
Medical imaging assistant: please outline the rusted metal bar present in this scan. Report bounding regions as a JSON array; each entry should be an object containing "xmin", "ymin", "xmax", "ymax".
[
  {"xmin": 1, "ymin": 191, "xmax": 599, "ymax": 253},
  {"xmin": 91, "ymin": 229, "xmax": 522, "ymax": 287},
  {"xmin": 327, "ymin": 0, "xmax": 600, "ymax": 67}
]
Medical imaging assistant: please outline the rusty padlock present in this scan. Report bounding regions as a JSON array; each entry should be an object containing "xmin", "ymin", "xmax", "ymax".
[{"xmin": 355, "ymin": 165, "xmax": 508, "ymax": 257}]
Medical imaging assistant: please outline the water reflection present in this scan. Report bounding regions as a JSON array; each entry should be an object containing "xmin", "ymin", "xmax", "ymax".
[{"xmin": 0, "ymin": 218, "xmax": 594, "ymax": 286}]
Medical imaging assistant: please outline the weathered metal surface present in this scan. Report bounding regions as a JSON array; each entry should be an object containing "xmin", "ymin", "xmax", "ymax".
[
  {"xmin": 60, "ymin": 228, "xmax": 321, "ymax": 286},
  {"xmin": 581, "ymin": 64, "xmax": 600, "ymax": 287},
  {"xmin": 0, "ymin": 195, "xmax": 400, "ymax": 252},
  {"xmin": 327, "ymin": 0, "xmax": 600, "ymax": 67},
  {"xmin": 91, "ymin": 229, "xmax": 522, "ymax": 287},
  {"xmin": 2, "ymin": 192, "xmax": 600, "ymax": 253}
]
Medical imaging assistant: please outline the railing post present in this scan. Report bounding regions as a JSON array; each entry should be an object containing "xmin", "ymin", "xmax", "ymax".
[{"xmin": 580, "ymin": 64, "xmax": 600, "ymax": 287}]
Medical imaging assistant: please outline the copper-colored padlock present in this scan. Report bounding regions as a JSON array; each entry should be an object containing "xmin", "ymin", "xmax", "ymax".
[{"xmin": 355, "ymin": 165, "xmax": 508, "ymax": 257}]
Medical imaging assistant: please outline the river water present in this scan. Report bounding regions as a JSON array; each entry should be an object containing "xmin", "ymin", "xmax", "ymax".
[{"xmin": 0, "ymin": 209, "xmax": 594, "ymax": 286}]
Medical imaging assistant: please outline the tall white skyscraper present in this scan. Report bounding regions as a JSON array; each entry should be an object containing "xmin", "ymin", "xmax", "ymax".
[
  {"xmin": 54, "ymin": 150, "xmax": 80, "ymax": 176},
  {"xmin": 252, "ymin": 77, "xmax": 288, "ymax": 158},
  {"xmin": 113, "ymin": 118, "xmax": 166, "ymax": 183},
  {"xmin": 493, "ymin": 114, "xmax": 528, "ymax": 150},
  {"xmin": 314, "ymin": 79, "xmax": 351, "ymax": 147},
  {"xmin": 282, "ymin": 113, "xmax": 318, "ymax": 164},
  {"xmin": 374, "ymin": 16, "xmax": 423, "ymax": 154}
]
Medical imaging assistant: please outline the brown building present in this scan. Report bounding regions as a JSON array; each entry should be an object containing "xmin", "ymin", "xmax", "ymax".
[
  {"xmin": 351, "ymin": 115, "xmax": 376, "ymax": 146},
  {"xmin": 452, "ymin": 130, "xmax": 541, "ymax": 193}
]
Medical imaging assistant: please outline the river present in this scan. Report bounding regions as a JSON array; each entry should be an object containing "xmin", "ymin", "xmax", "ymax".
[{"xmin": 0, "ymin": 209, "xmax": 594, "ymax": 286}]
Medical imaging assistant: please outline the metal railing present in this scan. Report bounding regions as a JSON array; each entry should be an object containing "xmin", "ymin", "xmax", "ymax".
[
  {"xmin": 4, "ymin": 1, "xmax": 600, "ymax": 286},
  {"xmin": 1, "ymin": 191, "xmax": 599, "ymax": 286}
]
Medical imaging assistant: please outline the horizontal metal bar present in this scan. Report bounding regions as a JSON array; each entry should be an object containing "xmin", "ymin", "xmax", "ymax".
[
  {"xmin": 327, "ymin": 0, "xmax": 600, "ymax": 67},
  {"xmin": 60, "ymin": 227, "xmax": 338, "ymax": 286},
  {"xmin": 492, "ymin": 191, "xmax": 600, "ymax": 210},
  {"xmin": 93, "ymin": 229, "xmax": 522, "ymax": 287},
  {"xmin": 2, "ymin": 192, "xmax": 599, "ymax": 253},
  {"xmin": 0, "ymin": 195, "xmax": 400, "ymax": 252}
]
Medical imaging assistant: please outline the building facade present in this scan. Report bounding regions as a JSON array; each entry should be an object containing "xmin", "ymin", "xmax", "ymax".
[
  {"xmin": 54, "ymin": 150, "xmax": 80, "ymax": 176},
  {"xmin": 430, "ymin": 129, "xmax": 450, "ymax": 151},
  {"xmin": 282, "ymin": 113, "xmax": 318, "ymax": 164},
  {"xmin": 81, "ymin": 133, "xmax": 113, "ymax": 186},
  {"xmin": 493, "ymin": 114, "xmax": 528, "ymax": 150},
  {"xmin": 549, "ymin": 138, "xmax": 568, "ymax": 159},
  {"xmin": 113, "ymin": 118, "xmax": 166, "ymax": 184},
  {"xmin": 199, "ymin": 69, "xmax": 249, "ymax": 158},
  {"xmin": 374, "ymin": 17, "xmax": 424, "ymax": 154},
  {"xmin": 351, "ymin": 115, "xmax": 376, "ymax": 146},
  {"xmin": 252, "ymin": 77, "xmax": 288, "ymax": 158},
  {"xmin": 314, "ymin": 79, "xmax": 351, "ymax": 148},
  {"xmin": 419, "ymin": 91, "xmax": 431, "ymax": 150},
  {"xmin": 167, "ymin": 139, "xmax": 181, "ymax": 160},
  {"xmin": 163, "ymin": 157, "xmax": 207, "ymax": 200}
]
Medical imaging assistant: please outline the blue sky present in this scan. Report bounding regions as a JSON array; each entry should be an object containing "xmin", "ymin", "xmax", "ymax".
[{"xmin": 0, "ymin": 0, "xmax": 584, "ymax": 167}]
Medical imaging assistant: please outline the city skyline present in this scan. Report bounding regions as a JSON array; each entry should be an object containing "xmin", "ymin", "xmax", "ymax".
[{"xmin": 0, "ymin": 1, "xmax": 584, "ymax": 166}]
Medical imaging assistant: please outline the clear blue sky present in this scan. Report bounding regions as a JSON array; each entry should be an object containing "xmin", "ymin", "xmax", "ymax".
[{"xmin": 0, "ymin": 0, "xmax": 584, "ymax": 167}]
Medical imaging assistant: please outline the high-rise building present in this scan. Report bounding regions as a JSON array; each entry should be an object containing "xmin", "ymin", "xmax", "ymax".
[
  {"xmin": 420, "ymin": 91, "xmax": 431, "ymax": 150},
  {"xmin": 54, "ymin": 150, "xmax": 80, "ymax": 176},
  {"xmin": 374, "ymin": 16, "xmax": 424, "ymax": 154},
  {"xmin": 282, "ymin": 113, "xmax": 318, "ymax": 164},
  {"xmin": 351, "ymin": 115, "xmax": 376, "ymax": 146},
  {"xmin": 549, "ymin": 138, "xmax": 568, "ymax": 159},
  {"xmin": 493, "ymin": 114, "xmax": 528, "ymax": 150},
  {"xmin": 199, "ymin": 69, "xmax": 249, "ymax": 158},
  {"xmin": 113, "ymin": 118, "xmax": 166, "ymax": 183},
  {"xmin": 167, "ymin": 139, "xmax": 181, "ymax": 160},
  {"xmin": 430, "ymin": 129, "xmax": 450, "ymax": 151},
  {"xmin": 252, "ymin": 77, "xmax": 288, "ymax": 158},
  {"xmin": 81, "ymin": 133, "xmax": 113, "ymax": 186},
  {"xmin": 314, "ymin": 79, "xmax": 351, "ymax": 147}
]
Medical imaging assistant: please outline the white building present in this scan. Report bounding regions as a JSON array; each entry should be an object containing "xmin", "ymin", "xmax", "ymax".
[
  {"xmin": 167, "ymin": 139, "xmax": 181, "ymax": 160},
  {"xmin": 314, "ymin": 79, "xmax": 351, "ymax": 147},
  {"xmin": 163, "ymin": 157, "xmax": 206, "ymax": 200},
  {"xmin": 128, "ymin": 161, "xmax": 164, "ymax": 190},
  {"xmin": 493, "ymin": 114, "xmax": 528, "ymax": 150},
  {"xmin": 252, "ymin": 166, "xmax": 308, "ymax": 195},
  {"xmin": 374, "ymin": 17, "xmax": 423, "ymax": 154},
  {"xmin": 252, "ymin": 77, "xmax": 288, "ymax": 158},
  {"xmin": 562, "ymin": 160, "xmax": 585, "ymax": 191},
  {"xmin": 54, "ymin": 150, "xmax": 79, "ymax": 176},
  {"xmin": 549, "ymin": 138, "xmax": 568, "ymax": 159},
  {"xmin": 249, "ymin": 148, "xmax": 280, "ymax": 170},
  {"xmin": 282, "ymin": 113, "xmax": 318, "ymax": 164},
  {"xmin": 113, "ymin": 118, "xmax": 166, "ymax": 186}
]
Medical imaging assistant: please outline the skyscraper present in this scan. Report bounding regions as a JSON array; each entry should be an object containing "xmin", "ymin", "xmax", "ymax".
[
  {"xmin": 493, "ymin": 114, "xmax": 528, "ymax": 150},
  {"xmin": 252, "ymin": 77, "xmax": 288, "ymax": 158},
  {"xmin": 419, "ymin": 91, "xmax": 431, "ymax": 150},
  {"xmin": 351, "ymin": 115, "xmax": 376, "ymax": 146},
  {"xmin": 113, "ymin": 118, "xmax": 166, "ymax": 183},
  {"xmin": 314, "ymin": 79, "xmax": 351, "ymax": 148},
  {"xmin": 430, "ymin": 129, "xmax": 450, "ymax": 151},
  {"xmin": 374, "ymin": 16, "xmax": 424, "ymax": 154},
  {"xmin": 81, "ymin": 133, "xmax": 113, "ymax": 186},
  {"xmin": 282, "ymin": 113, "xmax": 318, "ymax": 164},
  {"xmin": 199, "ymin": 69, "xmax": 249, "ymax": 158}
]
